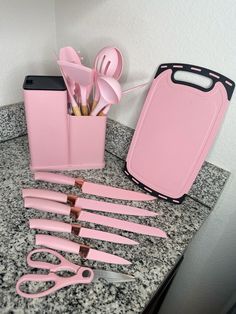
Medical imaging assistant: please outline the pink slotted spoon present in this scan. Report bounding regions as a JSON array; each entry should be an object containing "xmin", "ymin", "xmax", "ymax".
[{"xmin": 92, "ymin": 47, "xmax": 123, "ymax": 112}]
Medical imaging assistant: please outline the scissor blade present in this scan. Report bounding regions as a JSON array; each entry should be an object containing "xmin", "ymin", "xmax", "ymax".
[{"xmin": 93, "ymin": 270, "xmax": 135, "ymax": 283}]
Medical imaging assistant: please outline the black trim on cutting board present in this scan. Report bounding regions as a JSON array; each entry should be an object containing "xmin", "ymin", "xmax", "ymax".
[
  {"xmin": 124, "ymin": 163, "xmax": 186, "ymax": 204},
  {"xmin": 154, "ymin": 63, "xmax": 235, "ymax": 101}
]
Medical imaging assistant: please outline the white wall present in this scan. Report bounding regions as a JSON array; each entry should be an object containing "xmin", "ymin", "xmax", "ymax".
[{"xmin": 0, "ymin": 0, "xmax": 57, "ymax": 106}]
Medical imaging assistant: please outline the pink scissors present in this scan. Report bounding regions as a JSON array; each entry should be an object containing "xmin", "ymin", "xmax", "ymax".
[{"xmin": 16, "ymin": 248, "xmax": 134, "ymax": 299}]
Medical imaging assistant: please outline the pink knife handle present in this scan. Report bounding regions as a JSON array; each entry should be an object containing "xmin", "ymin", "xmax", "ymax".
[
  {"xmin": 22, "ymin": 188, "xmax": 68, "ymax": 203},
  {"xmin": 29, "ymin": 219, "xmax": 72, "ymax": 233},
  {"xmin": 24, "ymin": 198, "xmax": 71, "ymax": 216},
  {"xmin": 34, "ymin": 172, "xmax": 76, "ymax": 186},
  {"xmin": 36, "ymin": 234, "xmax": 82, "ymax": 254}
]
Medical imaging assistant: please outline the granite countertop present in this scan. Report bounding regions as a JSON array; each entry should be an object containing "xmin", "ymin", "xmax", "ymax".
[{"xmin": 0, "ymin": 106, "xmax": 230, "ymax": 313}]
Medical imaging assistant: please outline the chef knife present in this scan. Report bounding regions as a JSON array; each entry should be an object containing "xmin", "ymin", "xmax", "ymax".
[
  {"xmin": 29, "ymin": 218, "xmax": 138, "ymax": 245},
  {"xmin": 22, "ymin": 188, "xmax": 158, "ymax": 217},
  {"xmin": 35, "ymin": 234, "xmax": 131, "ymax": 265},
  {"xmin": 25, "ymin": 197, "xmax": 167, "ymax": 238},
  {"xmin": 34, "ymin": 172, "xmax": 156, "ymax": 201}
]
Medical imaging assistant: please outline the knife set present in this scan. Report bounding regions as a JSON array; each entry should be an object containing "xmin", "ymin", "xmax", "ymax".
[
  {"xmin": 23, "ymin": 46, "xmax": 123, "ymax": 171},
  {"xmin": 21, "ymin": 172, "xmax": 166, "ymax": 266}
]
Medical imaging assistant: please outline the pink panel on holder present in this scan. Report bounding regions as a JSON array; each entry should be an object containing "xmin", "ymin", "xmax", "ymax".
[
  {"xmin": 24, "ymin": 89, "xmax": 69, "ymax": 169},
  {"xmin": 68, "ymin": 115, "xmax": 106, "ymax": 167}
]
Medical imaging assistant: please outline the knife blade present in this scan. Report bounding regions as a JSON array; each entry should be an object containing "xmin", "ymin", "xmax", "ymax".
[
  {"xmin": 34, "ymin": 172, "xmax": 156, "ymax": 201},
  {"xmin": 25, "ymin": 198, "xmax": 167, "ymax": 238},
  {"xmin": 35, "ymin": 234, "xmax": 131, "ymax": 265},
  {"xmin": 22, "ymin": 188, "xmax": 158, "ymax": 217},
  {"xmin": 29, "ymin": 218, "xmax": 138, "ymax": 245}
]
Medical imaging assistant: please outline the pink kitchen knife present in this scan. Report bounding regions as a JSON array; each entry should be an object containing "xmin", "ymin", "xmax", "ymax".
[
  {"xmin": 34, "ymin": 172, "xmax": 156, "ymax": 201},
  {"xmin": 22, "ymin": 189, "xmax": 158, "ymax": 217},
  {"xmin": 25, "ymin": 198, "xmax": 167, "ymax": 238},
  {"xmin": 35, "ymin": 234, "xmax": 131, "ymax": 265},
  {"xmin": 29, "ymin": 218, "xmax": 138, "ymax": 245}
]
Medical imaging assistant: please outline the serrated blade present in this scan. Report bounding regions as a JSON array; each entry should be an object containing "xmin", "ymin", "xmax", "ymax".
[{"xmin": 93, "ymin": 270, "xmax": 135, "ymax": 283}]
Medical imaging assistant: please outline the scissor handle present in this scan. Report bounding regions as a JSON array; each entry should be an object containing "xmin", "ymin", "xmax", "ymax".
[
  {"xmin": 27, "ymin": 248, "xmax": 79, "ymax": 273},
  {"xmin": 16, "ymin": 267, "xmax": 94, "ymax": 299}
]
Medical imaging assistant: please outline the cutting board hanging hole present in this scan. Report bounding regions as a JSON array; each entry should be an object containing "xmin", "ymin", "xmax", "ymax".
[{"xmin": 174, "ymin": 71, "xmax": 213, "ymax": 89}]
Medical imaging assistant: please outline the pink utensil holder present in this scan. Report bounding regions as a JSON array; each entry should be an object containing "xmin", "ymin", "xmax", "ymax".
[{"xmin": 23, "ymin": 76, "xmax": 106, "ymax": 171}]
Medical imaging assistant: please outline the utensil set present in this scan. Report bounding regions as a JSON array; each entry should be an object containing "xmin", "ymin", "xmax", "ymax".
[
  {"xmin": 58, "ymin": 46, "xmax": 123, "ymax": 116},
  {"xmin": 16, "ymin": 171, "xmax": 167, "ymax": 298}
]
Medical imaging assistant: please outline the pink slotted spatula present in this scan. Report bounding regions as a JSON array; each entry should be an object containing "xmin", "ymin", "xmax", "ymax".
[{"xmin": 57, "ymin": 60, "xmax": 94, "ymax": 116}]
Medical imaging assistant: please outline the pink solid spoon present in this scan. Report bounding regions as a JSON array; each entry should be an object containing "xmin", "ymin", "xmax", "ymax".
[{"xmin": 90, "ymin": 76, "xmax": 121, "ymax": 116}]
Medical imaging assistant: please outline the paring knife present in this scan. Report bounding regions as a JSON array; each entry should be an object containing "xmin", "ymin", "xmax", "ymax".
[
  {"xmin": 35, "ymin": 234, "xmax": 131, "ymax": 265},
  {"xmin": 22, "ymin": 188, "xmax": 158, "ymax": 217},
  {"xmin": 29, "ymin": 218, "xmax": 138, "ymax": 245},
  {"xmin": 25, "ymin": 198, "xmax": 167, "ymax": 238},
  {"xmin": 34, "ymin": 172, "xmax": 156, "ymax": 201}
]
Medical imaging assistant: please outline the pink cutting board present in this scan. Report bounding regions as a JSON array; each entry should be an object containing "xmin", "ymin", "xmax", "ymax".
[{"xmin": 125, "ymin": 63, "xmax": 235, "ymax": 203}]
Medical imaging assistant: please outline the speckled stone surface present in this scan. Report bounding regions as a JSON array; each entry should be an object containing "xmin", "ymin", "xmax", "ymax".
[
  {"xmin": 106, "ymin": 118, "xmax": 134, "ymax": 160},
  {"xmin": 0, "ymin": 135, "xmax": 226, "ymax": 314},
  {"xmin": 188, "ymin": 161, "xmax": 230, "ymax": 208},
  {"xmin": 0, "ymin": 103, "xmax": 26, "ymax": 142}
]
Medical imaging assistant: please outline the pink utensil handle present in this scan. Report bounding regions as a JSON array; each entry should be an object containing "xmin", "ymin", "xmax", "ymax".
[
  {"xmin": 16, "ymin": 268, "xmax": 93, "ymax": 299},
  {"xmin": 101, "ymin": 104, "xmax": 111, "ymax": 115},
  {"xmin": 26, "ymin": 248, "xmax": 79, "ymax": 272},
  {"xmin": 34, "ymin": 172, "xmax": 76, "ymax": 186},
  {"xmin": 22, "ymin": 188, "xmax": 68, "ymax": 203},
  {"xmin": 36, "ymin": 234, "xmax": 82, "ymax": 254},
  {"xmin": 24, "ymin": 197, "xmax": 71, "ymax": 216},
  {"xmin": 29, "ymin": 219, "xmax": 72, "ymax": 234}
]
